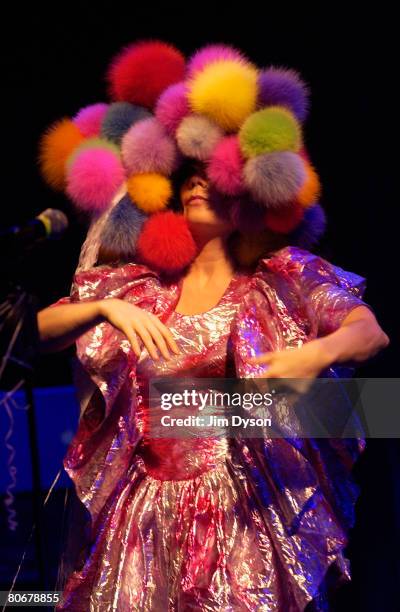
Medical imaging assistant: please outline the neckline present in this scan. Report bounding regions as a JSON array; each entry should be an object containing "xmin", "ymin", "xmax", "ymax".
[{"xmin": 173, "ymin": 273, "xmax": 239, "ymax": 318}]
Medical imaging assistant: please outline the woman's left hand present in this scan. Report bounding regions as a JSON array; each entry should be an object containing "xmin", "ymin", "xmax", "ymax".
[{"xmin": 248, "ymin": 339, "xmax": 330, "ymax": 379}]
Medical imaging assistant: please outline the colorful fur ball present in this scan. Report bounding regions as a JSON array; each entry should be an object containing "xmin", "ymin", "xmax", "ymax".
[
  {"xmin": 264, "ymin": 200, "xmax": 305, "ymax": 233},
  {"xmin": 155, "ymin": 82, "xmax": 190, "ymax": 135},
  {"xmin": 239, "ymin": 107, "xmax": 302, "ymax": 157},
  {"xmin": 101, "ymin": 102, "xmax": 151, "ymax": 145},
  {"xmin": 289, "ymin": 203, "xmax": 326, "ymax": 248},
  {"xmin": 127, "ymin": 173, "xmax": 172, "ymax": 213},
  {"xmin": 97, "ymin": 194, "xmax": 148, "ymax": 264},
  {"xmin": 107, "ymin": 40, "xmax": 186, "ymax": 108},
  {"xmin": 73, "ymin": 103, "xmax": 109, "ymax": 138},
  {"xmin": 176, "ymin": 115, "xmax": 223, "ymax": 161},
  {"xmin": 121, "ymin": 117, "xmax": 178, "ymax": 175},
  {"xmin": 258, "ymin": 67, "xmax": 310, "ymax": 122},
  {"xmin": 186, "ymin": 44, "xmax": 248, "ymax": 77},
  {"xmin": 243, "ymin": 152, "xmax": 306, "ymax": 208},
  {"xmin": 136, "ymin": 211, "xmax": 197, "ymax": 274},
  {"xmin": 66, "ymin": 140, "xmax": 125, "ymax": 212},
  {"xmin": 207, "ymin": 136, "xmax": 245, "ymax": 196},
  {"xmin": 187, "ymin": 59, "xmax": 259, "ymax": 131},
  {"xmin": 39, "ymin": 118, "xmax": 85, "ymax": 190}
]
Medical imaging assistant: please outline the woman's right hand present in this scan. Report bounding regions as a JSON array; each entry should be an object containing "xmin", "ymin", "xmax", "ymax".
[{"xmin": 98, "ymin": 298, "xmax": 180, "ymax": 360}]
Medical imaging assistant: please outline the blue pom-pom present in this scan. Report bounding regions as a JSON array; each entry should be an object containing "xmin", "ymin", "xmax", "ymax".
[
  {"xmin": 289, "ymin": 203, "xmax": 326, "ymax": 249},
  {"xmin": 98, "ymin": 194, "xmax": 148, "ymax": 263},
  {"xmin": 100, "ymin": 102, "xmax": 151, "ymax": 145}
]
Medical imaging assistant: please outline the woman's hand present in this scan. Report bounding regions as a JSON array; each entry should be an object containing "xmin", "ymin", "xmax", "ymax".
[
  {"xmin": 99, "ymin": 298, "xmax": 180, "ymax": 360},
  {"xmin": 248, "ymin": 306, "xmax": 390, "ymax": 379},
  {"xmin": 248, "ymin": 339, "xmax": 331, "ymax": 379}
]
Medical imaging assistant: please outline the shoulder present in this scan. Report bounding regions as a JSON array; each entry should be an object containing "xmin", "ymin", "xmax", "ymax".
[{"xmin": 71, "ymin": 260, "xmax": 162, "ymax": 302}]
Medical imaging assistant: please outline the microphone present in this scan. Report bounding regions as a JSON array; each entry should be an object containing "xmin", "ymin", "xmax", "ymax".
[{"xmin": 0, "ymin": 209, "xmax": 69, "ymax": 255}]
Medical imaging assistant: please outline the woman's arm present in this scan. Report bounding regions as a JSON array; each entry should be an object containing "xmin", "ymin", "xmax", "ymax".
[
  {"xmin": 314, "ymin": 305, "xmax": 390, "ymax": 367},
  {"xmin": 37, "ymin": 301, "xmax": 105, "ymax": 354},
  {"xmin": 37, "ymin": 298, "xmax": 181, "ymax": 359},
  {"xmin": 248, "ymin": 305, "xmax": 390, "ymax": 378}
]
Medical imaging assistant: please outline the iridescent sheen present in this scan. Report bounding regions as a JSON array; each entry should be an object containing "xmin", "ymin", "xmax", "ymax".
[{"xmin": 55, "ymin": 246, "xmax": 370, "ymax": 611}]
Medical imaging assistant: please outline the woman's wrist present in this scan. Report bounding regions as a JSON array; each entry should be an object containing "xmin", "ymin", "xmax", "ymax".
[{"xmin": 97, "ymin": 298, "xmax": 113, "ymax": 321}]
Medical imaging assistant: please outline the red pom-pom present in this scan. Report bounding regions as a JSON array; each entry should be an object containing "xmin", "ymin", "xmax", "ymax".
[
  {"xmin": 107, "ymin": 40, "xmax": 186, "ymax": 109},
  {"xmin": 136, "ymin": 211, "xmax": 197, "ymax": 273},
  {"xmin": 264, "ymin": 201, "xmax": 305, "ymax": 233}
]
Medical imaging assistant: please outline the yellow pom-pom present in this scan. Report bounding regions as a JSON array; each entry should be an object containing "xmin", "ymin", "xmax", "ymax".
[
  {"xmin": 127, "ymin": 173, "xmax": 172, "ymax": 213},
  {"xmin": 38, "ymin": 118, "xmax": 84, "ymax": 190},
  {"xmin": 297, "ymin": 161, "xmax": 321, "ymax": 207},
  {"xmin": 187, "ymin": 60, "xmax": 258, "ymax": 131}
]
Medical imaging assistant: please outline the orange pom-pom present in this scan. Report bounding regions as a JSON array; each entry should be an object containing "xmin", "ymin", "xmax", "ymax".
[
  {"xmin": 38, "ymin": 119, "xmax": 85, "ymax": 190},
  {"xmin": 127, "ymin": 173, "xmax": 172, "ymax": 213},
  {"xmin": 297, "ymin": 160, "xmax": 321, "ymax": 208}
]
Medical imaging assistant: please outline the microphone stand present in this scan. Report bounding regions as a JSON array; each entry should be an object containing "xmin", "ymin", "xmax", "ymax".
[{"xmin": 0, "ymin": 271, "xmax": 48, "ymax": 591}]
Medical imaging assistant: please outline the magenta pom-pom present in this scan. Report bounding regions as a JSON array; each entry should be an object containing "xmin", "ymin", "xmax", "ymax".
[
  {"xmin": 207, "ymin": 136, "xmax": 245, "ymax": 196},
  {"xmin": 66, "ymin": 148, "xmax": 125, "ymax": 213},
  {"xmin": 136, "ymin": 211, "xmax": 197, "ymax": 274},
  {"xmin": 244, "ymin": 152, "xmax": 306, "ymax": 208},
  {"xmin": 186, "ymin": 44, "xmax": 247, "ymax": 77},
  {"xmin": 258, "ymin": 68, "xmax": 310, "ymax": 122},
  {"xmin": 121, "ymin": 117, "xmax": 178, "ymax": 175},
  {"xmin": 155, "ymin": 82, "xmax": 190, "ymax": 135},
  {"xmin": 73, "ymin": 103, "xmax": 109, "ymax": 137}
]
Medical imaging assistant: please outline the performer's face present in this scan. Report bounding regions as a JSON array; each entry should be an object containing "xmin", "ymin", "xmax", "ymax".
[{"xmin": 180, "ymin": 170, "xmax": 234, "ymax": 235}]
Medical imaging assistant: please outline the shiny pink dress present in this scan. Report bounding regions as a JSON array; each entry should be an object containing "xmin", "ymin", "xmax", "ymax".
[{"xmin": 53, "ymin": 246, "xmax": 370, "ymax": 611}]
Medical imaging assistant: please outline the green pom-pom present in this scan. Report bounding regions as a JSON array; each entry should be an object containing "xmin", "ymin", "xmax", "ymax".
[{"xmin": 239, "ymin": 106, "xmax": 302, "ymax": 158}]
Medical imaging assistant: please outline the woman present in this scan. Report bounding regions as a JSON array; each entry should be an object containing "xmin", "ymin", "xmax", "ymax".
[
  {"xmin": 36, "ymin": 39, "xmax": 391, "ymax": 610},
  {"xmin": 38, "ymin": 161, "xmax": 388, "ymax": 611}
]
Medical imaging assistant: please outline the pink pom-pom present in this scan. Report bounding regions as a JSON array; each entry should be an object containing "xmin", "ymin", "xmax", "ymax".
[
  {"xmin": 207, "ymin": 136, "xmax": 245, "ymax": 196},
  {"xmin": 73, "ymin": 103, "xmax": 109, "ymax": 137},
  {"xmin": 136, "ymin": 211, "xmax": 197, "ymax": 274},
  {"xmin": 155, "ymin": 82, "xmax": 190, "ymax": 135},
  {"xmin": 187, "ymin": 44, "xmax": 247, "ymax": 77},
  {"xmin": 66, "ymin": 148, "xmax": 125, "ymax": 213},
  {"xmin": 121, "ymin": 117, "xmax": 178, "ymax": 175}
]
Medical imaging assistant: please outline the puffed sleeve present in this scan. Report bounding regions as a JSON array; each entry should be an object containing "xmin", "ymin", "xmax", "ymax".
[
  {"xmin": 231, "ymin": 245, "xmax": 375, "ymax": 379},
  {"xmin": 51, "ymin": 262, "xmax": 167, "ymax": 526},
  {"xmin": 258, "ymin": 245, "xmax": 374, "ymax": 337},
  {"xmin": 47, "ymin": 263, "xmax": 162, "ymax": 416}
]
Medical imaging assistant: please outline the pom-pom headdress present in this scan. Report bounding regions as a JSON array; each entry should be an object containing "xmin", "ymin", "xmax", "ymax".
[{"xmin": 38, "ymin": 39, "xmax": 324, "ymax": 274}]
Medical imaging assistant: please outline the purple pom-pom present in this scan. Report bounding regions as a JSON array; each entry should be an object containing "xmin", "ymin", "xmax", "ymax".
[
  {"xmin": 289, "ymin": 203, "xmax": 326, "ymax": 248},
  {"xmin": 244, "ymin": 152, "xmax": 306, "ymax": 208},
  {"xmin": 258, "ymin": 68, "xmax": 310, "ymax": 122},
  {"xmin": 187, "ymin": 44, "xmax": 247, "ymax": 77},
  {"xmin": 155, "ymin": 82, "xmax": 190, "ymax": 135},
  {"xmin": 66, "ymin": 147, "xmax": 125, "ymax": 213},
  {"xmin": 101, "ymin": 102, "xmax": 151, "ymax": 144},
  {"xmin": 121, "ymin": 117, "xmax": 178, "ymax": 175},
  {"xmin": 73, "ymin": 103, "xmax": 109, "ymax": 137}
]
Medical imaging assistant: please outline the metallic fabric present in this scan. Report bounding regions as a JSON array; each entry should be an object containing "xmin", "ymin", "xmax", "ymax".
[{"xmin": 54, "ymin": 246, "xmax": 370, "ymax": 611}]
